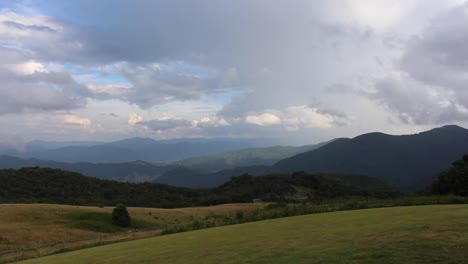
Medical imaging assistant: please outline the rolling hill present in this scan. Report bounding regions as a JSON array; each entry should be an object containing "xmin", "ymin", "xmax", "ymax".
[{"xmin": 272, "ymin": 125, "xmax": 468, "ymax": 191}]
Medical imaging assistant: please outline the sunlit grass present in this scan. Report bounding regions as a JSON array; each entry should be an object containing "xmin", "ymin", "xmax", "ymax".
[{"xmin": 18, "ymin": 204, "xmax": 468, "ymax": 264}]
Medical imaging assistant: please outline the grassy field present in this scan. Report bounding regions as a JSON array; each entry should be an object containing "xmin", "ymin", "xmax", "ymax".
[
  {"xmin": 0, "ymin": 203, "xmax": 264, "ymax": 252},
  {"xmin": 17, "ymin": 204, "xmax": 468, "ymax": 264}
]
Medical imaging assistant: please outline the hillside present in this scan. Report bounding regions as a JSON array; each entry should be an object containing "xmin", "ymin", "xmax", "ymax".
[
  {"xmin": 175, "ymin": 142, "xmax": 329, "ymax": 172},
  {"xmin": 0, "ymin": 168, "xmax": 397, "ymax": 207},
  {"xmin": 272, "ymin": 125, "xmax": 468, "ymax": 191},
  {"xmin": 17, "ymin": 205, "xmax": 468, "ymax": 264}
]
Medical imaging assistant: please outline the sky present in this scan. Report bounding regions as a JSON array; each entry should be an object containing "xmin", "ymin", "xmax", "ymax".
[{"xmin": 1, "ymin": 0, "xmax": 468, "ymax": 146}]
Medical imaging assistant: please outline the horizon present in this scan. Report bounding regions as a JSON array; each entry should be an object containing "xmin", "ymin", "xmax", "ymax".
[
  {"xmin": 1, "ymin": 123, "xmax": 464, "ymax": 153},
  {"xmin": 2, "ymin": 1, "xmax": 468, "ymax": 146}
]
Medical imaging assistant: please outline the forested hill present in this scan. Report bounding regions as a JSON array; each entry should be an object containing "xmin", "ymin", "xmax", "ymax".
[
  {"xmin": 0, "ymin": 168, "xmax": 397, "ymax": 208},
  {"xmin": 272, "ymin": 125, "xmax": 468, "ymax": 191}
]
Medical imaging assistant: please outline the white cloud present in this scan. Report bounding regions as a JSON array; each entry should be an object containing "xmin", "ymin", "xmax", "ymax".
[
  {"xmin": 245, "ymin": 113, "xmax": 281, "ymax": 126},
  {"xmin": 128, "ymin": 113, "xmax": 143, "ymax": 126},
  {"xmin": 63, "ymin": 114, "xmax": 91, "ymax": 127},
  {"xmin": 244, "ymin": 105, "xmax": 348, "ymax": 130},
  {"xmin": 9, "ymin": 61, "xmax": 46, "ymax": 75},
  {"xmin": 85, "ymin": 82, "xmax": 131, "ymax": 98},
  {"xmin": 282, "ymin": 105, "xmax": 337, "ymax": 130},
  {"xmin": 192, "ymin": 116, "xmax": 231, "ymax": 128}
]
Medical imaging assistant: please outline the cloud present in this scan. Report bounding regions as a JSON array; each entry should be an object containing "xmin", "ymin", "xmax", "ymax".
[
  {"xmin": 63, "ymin": 115, "xmax": 91, "ymax": 127},
  {"xmin": 1, "ymin": 1, "xmax": 468, "ymax": 143},
  {"xmin": 282, "ymin": 105, "xmax": 346, "ymax": 130},
  {"xmin": 192, "ymin": 116, "xmax": 230, "ymax": 128},
  {"xmin": 369, "ymin": 74, "xmax": 468, "ymax": 124},
  {"xmin": 108, "ymin": 62, "xmax": 232, "ymax": 108},
  {"xmin": 3, "ymin": 20, "xmax": 56, "ymax": 33},
  {"xmin": 400, "ymin": 2, "xmax": 468, "ymax": 92},
  {"xmin": 137, "ymin": 119, "xmax": 192, "ymax": 131},
  {"xmin": 245, "ymin": 113, "xmax": 281, "ymax": 126},
  {"xmin": 361, "ymin": 2, "xmax": 468, "ymax": 125},
  {"xmin": 0, "ymin": 65, "xmax": 89, "ymax": 114},
  {"xmin": 128, "ymin": 113, "xmax": 143, "ymax": 126},
  {"xmin": 244, "ymin": 105, "xmax": 348, "ymax": 129}
]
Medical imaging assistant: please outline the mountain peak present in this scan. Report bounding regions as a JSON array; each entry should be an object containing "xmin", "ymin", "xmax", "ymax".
[
  {"xmin": 434, "ymin": 124, "xmax": 465, "ymax": 131},
  {"xmin": 419, "ymin": 124, "xmax": 467, "ymax": 135}
]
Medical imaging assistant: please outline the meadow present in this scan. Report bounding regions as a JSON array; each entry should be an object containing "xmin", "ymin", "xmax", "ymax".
[
  {"xmin": 0, "ymin": 203, "xmax": 263, "ymax": 252},
  {"xmin": 17, "ymin": 204, "xmax": 468, "ymax": 264}
]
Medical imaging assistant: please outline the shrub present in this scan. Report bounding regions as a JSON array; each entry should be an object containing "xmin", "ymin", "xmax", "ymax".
[{"xmin": 112, "ymin": 204, "xmax": 131, "ymax": 227}]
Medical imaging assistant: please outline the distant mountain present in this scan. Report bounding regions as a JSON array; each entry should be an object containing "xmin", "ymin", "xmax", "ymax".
[
  {"xmin": 272, "ymin": 125, "xmax": 468, "ymax": 191},
  {"xmin": 0, "ymin": 155, "xmax": 176, "ymax": 182},
  {"xmin": 156, "ymin": 165, "xmax": 270, "ymax": 188},
  {"xmin": 25, "ymin": 140, "xmax": 104, "ymax": 152},
  {"xmin": 175, "ymin": 141, "xmax": 330, "ymax": 172},
  {"xmin": 8, "ymin": 137, "xmax": 276, "ymax": 163}
]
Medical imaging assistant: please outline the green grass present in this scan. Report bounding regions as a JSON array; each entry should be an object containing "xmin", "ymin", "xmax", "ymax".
[
  {"xmin": 19, "ymin": 204, "xmax": 468, "ymax": 264},
  {"xmin": 67, "ymin": 212, "xmax": 158, "ymax": 233}
]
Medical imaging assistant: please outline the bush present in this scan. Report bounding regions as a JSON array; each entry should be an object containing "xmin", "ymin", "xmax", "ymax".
[{"xmin": 112, "ymin": 204, "xmax": 131, "ymax": 227}]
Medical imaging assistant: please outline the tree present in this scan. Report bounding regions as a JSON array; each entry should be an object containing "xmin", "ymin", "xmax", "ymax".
[
  {"xmin": 431, "ymin": 155, "xmax": 468, "ymax": 196},
  {"xmin": 112, "ymin": 204, "xmax": 131, "ymax": 227}
]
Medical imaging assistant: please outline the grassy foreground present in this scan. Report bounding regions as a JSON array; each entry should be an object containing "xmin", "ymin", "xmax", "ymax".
[
  {"xmin": 0, "ymin": 203, "xmax": 263, "ymax": 252},
  {"xmin": 19, "ymin": 204, "xmax": 468, "ymax": 264}
]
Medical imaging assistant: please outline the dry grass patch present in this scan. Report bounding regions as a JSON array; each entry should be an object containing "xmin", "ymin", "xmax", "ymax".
[{"xmin": 0, "ymin": 203, "xmax": 264, "ymax": 252}]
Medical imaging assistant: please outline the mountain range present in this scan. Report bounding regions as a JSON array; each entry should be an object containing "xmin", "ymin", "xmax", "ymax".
[
  {"xmin": 2, "ymin": 137, "xmax": 276, "ymax": 163},
  {"xmin": 1, "ymin": 125, "xmax": 467, "ymax": 191}
]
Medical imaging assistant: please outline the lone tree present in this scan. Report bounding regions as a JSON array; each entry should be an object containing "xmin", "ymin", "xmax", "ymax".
[{"xmin": 112, "ymin": 204, "xmax": 131, "ymax": 227}]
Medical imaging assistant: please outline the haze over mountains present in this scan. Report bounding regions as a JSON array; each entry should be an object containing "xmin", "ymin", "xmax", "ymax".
[
  {"xmin": 1, "ymin": 137, "xmax": 276, "ymax": 163},
  {"xmin": 1, "ymin": 125, "xmax": 468, "ymax": 191},
  {"xmin": 0, "ymin": 140, "xmax": 326, "ymax": 183}
]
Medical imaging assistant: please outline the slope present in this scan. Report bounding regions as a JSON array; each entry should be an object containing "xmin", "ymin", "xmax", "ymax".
[
  {"xmin": 272, "ymin": 125, "xmax": 468, "ymax": 190},
  {"xmin": 18, "ymin": 205, "xmax": 468, "ymax": 264}
]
